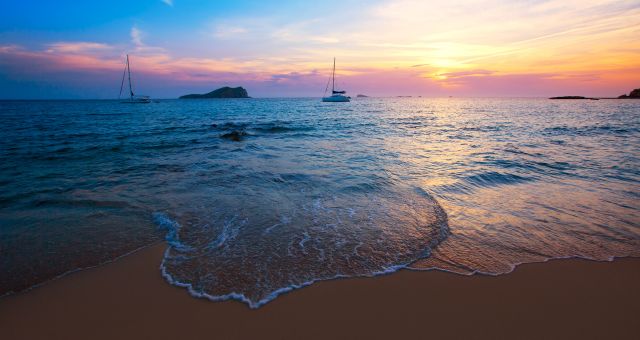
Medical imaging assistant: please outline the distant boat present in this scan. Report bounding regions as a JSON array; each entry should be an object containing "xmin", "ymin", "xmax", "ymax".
[
  {"xmin": 322, "ymin": 58, "xmax": 350, "ymax": 102},
  {"xmin": 119, "ymin": 54, "xmax": 151, "ymax": 104}
]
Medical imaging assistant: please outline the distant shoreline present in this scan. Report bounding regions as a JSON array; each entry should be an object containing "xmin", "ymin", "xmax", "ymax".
[{"xmin": 550, "ymin": 88, "xmax": 640, "ymax": 100}]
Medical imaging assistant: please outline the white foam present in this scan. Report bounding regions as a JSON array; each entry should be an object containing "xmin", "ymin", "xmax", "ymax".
[
  {"xmin": 153, "ymin": 189, "xmax": 453, "ymax": 308},
  {"xmin": 153, "ymin": 212, "xmax": 193, "ymax": 252},
  {"xmin": 159, "ymin": 244, "xmax": 420, "ymax": 309},
  {"xmin": 208, "ymin": 215, "xmax": 244, "ymax": 249}
]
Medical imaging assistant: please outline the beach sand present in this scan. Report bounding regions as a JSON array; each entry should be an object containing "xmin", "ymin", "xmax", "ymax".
[{"xmin": 1, "ymin": 243, "xmax": 639, "ymax": 340}]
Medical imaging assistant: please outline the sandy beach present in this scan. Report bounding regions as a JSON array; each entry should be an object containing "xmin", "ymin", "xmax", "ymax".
[{"xmin": 1, "ymin": 243, "xmax": 638, "ymax": 340}]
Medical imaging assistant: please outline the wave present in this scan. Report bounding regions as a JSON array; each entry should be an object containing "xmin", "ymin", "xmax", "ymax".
[
  {"xmin": 213, "ymin": 121, "xmax": 314, "ymax": 141},
  {"xmin": 153, "ymin": 185, "xmax": 449, "ymax": 308},
  {"xmin": 465, "ymin": 171, "xmax": 532, "ymax": 187},
  {"xmin": 433, "ymin": 171, "xmax": 534, "ymax": 195},
  {"xmin": 212, "ymin": 122, "xmax": 250, "ymax": 130},
  {"xmin": 153, "ymin": 212, "xmax": 193, "ymax": 252},
  {"xmin": 30, "ymin": 198, "xmax": 134, "ymax": 209},
  {"xmin": 208, "ymin": 216, "xmax": 245, "ymax": 249},
  {"xmin": 251, "ymin": 126, "xmax": 298, "ymax": 133},
  {"xmin": 160, "ymin": 255, "xmax": 422, "ymax": 309},
  {"xmin": 542, "ymin": 125, "xmax": 637, "ymax": 137},
  {"xmin": 108, "ymin": 163, "xmax": 186, "ymax": 175},
  {"xmin": 140, "ymin": 140, "xmax": 200, "ymax": 150},
  {"xmin": 86, "ymin": 112, "xmax": 130, "ymax": 116}
]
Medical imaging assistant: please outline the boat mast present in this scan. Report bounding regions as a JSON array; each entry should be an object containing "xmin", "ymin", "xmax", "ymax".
[
  {"xmin": 332, "ymin": 57, "xmax": 336, "ymax": 93},
  {"xmin": 119, "ymin": 60, "xmax": 126, "ymax": 99},
  {"xmin": 126, "ymin": 54, "xmax": 133, "ymax": 100}
]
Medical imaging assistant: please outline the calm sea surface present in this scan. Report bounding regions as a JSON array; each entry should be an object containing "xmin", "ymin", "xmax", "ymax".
[{"xmin": 1, "ymin": 98, "xmax": 639, "ymax": 306}]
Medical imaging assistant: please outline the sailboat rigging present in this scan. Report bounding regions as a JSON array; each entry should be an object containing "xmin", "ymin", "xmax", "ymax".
[
  {"xmin": 119, "ymin": 54, "xmax": 151, "ymax": 103},
  {"xmin": 322, "ymin": 58, "xmax": 350, "ymax": 102}
]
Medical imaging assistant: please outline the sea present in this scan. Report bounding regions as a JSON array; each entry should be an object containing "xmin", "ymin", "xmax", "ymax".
[{"xmin": 1, "ymin": 98, "xmax": 639, "ymax": 307}]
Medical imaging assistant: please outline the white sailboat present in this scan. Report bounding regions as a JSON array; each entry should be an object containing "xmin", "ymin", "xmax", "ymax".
[
  {"xmin": 322, "ymin": 58, "xmax": 350, "ymax": 102},
  {"xmin": 119, "ymin": 54, "xmax": 151, "ymax": 104}
]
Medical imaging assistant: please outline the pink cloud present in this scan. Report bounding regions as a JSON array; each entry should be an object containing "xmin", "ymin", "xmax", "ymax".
[
  {"xmin": 45, "ymin": 42, "xmax": 113, "ymax": 54},
  {"xmin": 429, "ymin": 71, "xmax": 639, "ymax": 97},
  {"xmin": 439, "ymin": 69, "xmax": 495, "ymax": 78}
]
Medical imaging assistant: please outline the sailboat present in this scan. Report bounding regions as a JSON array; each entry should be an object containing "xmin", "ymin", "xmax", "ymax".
[
  {"xmin": 322, "ymin": 58, "xmax": 350, "ymax": 102},
  {"xmin": 119, "ymin": 54, "xmax": 151, "ymax": 104}
]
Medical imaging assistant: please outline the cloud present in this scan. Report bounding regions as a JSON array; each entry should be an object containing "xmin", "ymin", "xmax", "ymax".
[
  {"xmin": 130, "ymin": 26, "xmax": 144, "ymax": 47},
  {"xmin": 213, "ymin": 26, "xmax": 248, "ymax": 39},
  {"xmin": 269, "ymin": 70, "xmax": 320, "ymax": 83},
  {"xmin": 0, "ymin": 43, "xmax": 121, "ymax": 73},
  {"xmin": 438, "ymin": 69, "xmax": 494, "ymax": 78},
  {"xmin": 45, "ymin": 42, "xmax": 112, "ymax": 54},
  {"xmin": 127, "ymin": 26, "xmax": 166, "ymax": 53},
  {"xmin": 161, "ymin": 0, "xmax": 173, "ymax": 6},
  {"xmin": 0, "ymin": 44, "xmax": 21, "ymax": 53}
]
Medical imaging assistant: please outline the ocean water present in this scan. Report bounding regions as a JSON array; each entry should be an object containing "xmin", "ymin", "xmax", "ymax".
[{"xmin": 1, "ymin": 98, "xmax": 639, "ymax": 307}]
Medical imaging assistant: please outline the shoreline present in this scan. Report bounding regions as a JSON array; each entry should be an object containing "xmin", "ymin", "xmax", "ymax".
[
  {"xmin": 0, "ymin": 241, "xmax": 164, "ymax": 300},
  {"xmin": 1, "ymin": 243, "xmax": 639, "ymax": 339},
  {"xmin": 4, "ymin": 236, "xmax": 634, "ymax": 308}
]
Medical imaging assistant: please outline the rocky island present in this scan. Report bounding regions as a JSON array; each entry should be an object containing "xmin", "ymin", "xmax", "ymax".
[
  {"xmin": 179, "ymin": 86, "xmax": 250, "ymax": 99},
  {"xmin": 618, "ymin": 88, "xmax": 640, "ymax": 99}
]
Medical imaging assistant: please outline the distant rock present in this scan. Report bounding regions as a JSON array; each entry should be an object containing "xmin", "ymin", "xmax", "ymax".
[
  {"xmin": 356, "ymin": 94, "xmax": 369, "ymax": 98},
  {"xmin": 618, "ymin": 88, "xmax": 640, "ymax": 99},
  {"xmin": 549, "ymin": 96, "xmax": 599, "ymax": 100},
  {"xmin": 220, "ymin": 130, "xmax": 247, "ymax": 142},
  {"xmin": 180, "ymin": 86, "xmax": 250, "ymax": 99}
]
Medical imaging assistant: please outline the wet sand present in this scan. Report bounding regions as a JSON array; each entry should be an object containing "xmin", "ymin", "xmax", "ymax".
[{"xmin": 1, "ymin": 243, "xmax": 639, "ymax": 340}]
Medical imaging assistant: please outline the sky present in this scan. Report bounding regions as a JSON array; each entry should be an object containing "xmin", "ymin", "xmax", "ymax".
[{"xmin": 0, "ymin": 0, "xmax": 639, "ymax": 98}]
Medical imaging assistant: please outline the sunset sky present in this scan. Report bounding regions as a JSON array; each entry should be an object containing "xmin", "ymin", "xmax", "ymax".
[{"xmin": 1, "ymin": 0, "xmax": 639, "ymax": 98}]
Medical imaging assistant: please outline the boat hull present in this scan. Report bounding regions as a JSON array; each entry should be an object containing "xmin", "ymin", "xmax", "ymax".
[
  {"xmin": 121, "ymin": 99, "xmax": 151, "ymax": 104},
  {"xmin": 322, "ymin": 95, "xmax": 350, "ymax": 102},
  {"xmin": 121, "ymin": 95, "xmax": 151, "ymax": 104}
]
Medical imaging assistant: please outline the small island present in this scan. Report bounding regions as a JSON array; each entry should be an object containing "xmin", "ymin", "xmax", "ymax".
[
  {"xmin": 549, "ymin": 96, "xmax": 599, "ymax": 100},
  {"xmin": 618, "ymin": 88, "xmax": 640, "ymax": 99},
  {"xmin": 549, "ymin": 88, "xmax": 639, "ymax": 100},
  {"xmin": 179, "ymin": 86, "xmax": 250, "ymax": 99},
  {"xmin": 356, "ymin": 94, "xmax": 369, "ymax": 98}
]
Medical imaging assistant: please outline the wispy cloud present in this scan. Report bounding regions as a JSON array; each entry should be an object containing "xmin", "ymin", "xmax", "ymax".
[
  {"xmin": 213, "ymin": 25, "xmax": 248, "ymax": 39},
  {"xmin": 0, "ymin": 43, "xmax": 122, "ymax": 74},
  {"xmin": 127, "ymin": 25, "xmax": 166, "ymax": 53},
  {"xmin": 45, "ymin": 42, "xmax": 112, "ymax": 54},
  {"xmin": 161, "ymin": 0, "xmax": 173, "ymax": 7},
  {"xmin": 0, "ymin": 44, "xmax": 21, "ymax": 53},
  {"xmin": 130, "ymin": 26, "xmax": 144, "ymax": 47},
  {"xmin": 269, "ymin": 70, "xmax": 320, "ymax": 83},
  {"xmin": 438, "ymin": 69, "xmax": 494, "ymax": 78}
]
